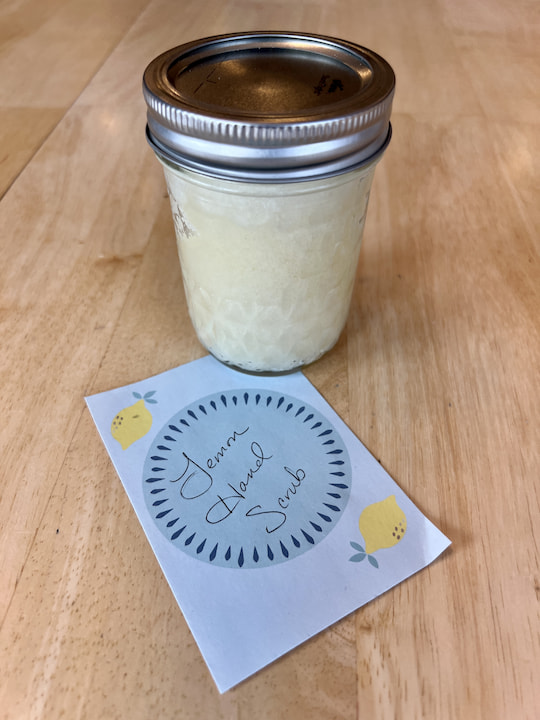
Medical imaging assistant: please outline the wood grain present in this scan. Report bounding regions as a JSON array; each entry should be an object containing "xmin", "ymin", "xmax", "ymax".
[{"xmin": 1, "ymin": 0, "xmax": 538, "ymax": 718}]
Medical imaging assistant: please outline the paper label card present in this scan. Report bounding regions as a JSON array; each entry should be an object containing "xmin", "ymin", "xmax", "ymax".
[
  {"xmin": 144, "ymin": 389, "xmax": 352, "ymax": 569},
  {"xmin": 86, "ymin": 356, "xmax": 450, "ymax": 692}
]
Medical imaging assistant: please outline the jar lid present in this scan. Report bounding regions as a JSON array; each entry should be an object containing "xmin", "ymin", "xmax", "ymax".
[{"xmin": 143, "ymin": 31, "xmax": 395, "ymax": 181}]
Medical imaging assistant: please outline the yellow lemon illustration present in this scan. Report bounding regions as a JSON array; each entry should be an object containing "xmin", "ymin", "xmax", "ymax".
[
  {"xmin": 111, "ymin": 391, "xmax": 156, "ymax": 450},
  {"xmin": 358, "ymin": 495, "xmax": 407, "ymax": 554}
]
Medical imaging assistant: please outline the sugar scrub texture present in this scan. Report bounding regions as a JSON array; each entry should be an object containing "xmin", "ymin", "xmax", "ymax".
[{"xmin": 162, "ymin": 162, "xmax": 377, "ymax": 372}]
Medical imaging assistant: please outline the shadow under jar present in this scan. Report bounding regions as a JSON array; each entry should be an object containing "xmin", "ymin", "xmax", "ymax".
[{"xmin": 143, "ymin": 32, "xmax": 395, "ymax": 373}]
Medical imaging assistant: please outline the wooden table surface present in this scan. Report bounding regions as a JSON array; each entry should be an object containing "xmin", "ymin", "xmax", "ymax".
[{"xmin": 1, "ymin": 0, "xmax": 538, "ymax": 718}]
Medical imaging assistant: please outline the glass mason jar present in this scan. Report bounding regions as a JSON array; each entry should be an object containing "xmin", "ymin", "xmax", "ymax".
[{"xmin": 143, "ymin": 32, "xmax": 395, "ymax": 373}]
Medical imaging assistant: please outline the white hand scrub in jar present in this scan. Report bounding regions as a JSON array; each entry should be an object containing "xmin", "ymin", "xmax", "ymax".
[{"xmin": 143, "ymin": 32, "xmax": 395, "ymax": 373}]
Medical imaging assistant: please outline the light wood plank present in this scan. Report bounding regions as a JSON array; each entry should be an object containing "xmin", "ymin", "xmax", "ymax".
[
  {"xmin": 0, "ymin": 0, "xmax": 149, "ymax": 196},
  {"xmin": 0, "ymin": 102, "xmax": 164, "ymax": 623},
  {"xmin": 348, "ymin": 111, "xmax": 539, "ymax": 718}
]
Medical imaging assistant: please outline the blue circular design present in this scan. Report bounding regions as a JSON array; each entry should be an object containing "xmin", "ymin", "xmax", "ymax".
[{"xmin": 142, "ymin": 390, "xmax": 351, "ymax": 568}]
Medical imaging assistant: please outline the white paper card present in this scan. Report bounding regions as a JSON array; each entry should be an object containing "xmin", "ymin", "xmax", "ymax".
[{"xmin": 86, "ymin": 356, "xmax": 450, "ymax": 692}]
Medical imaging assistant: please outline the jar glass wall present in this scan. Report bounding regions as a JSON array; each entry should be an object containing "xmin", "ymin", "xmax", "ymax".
[{"xmin": 160, "ymin": 158, "xmax": 379, "ymax": 373}]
